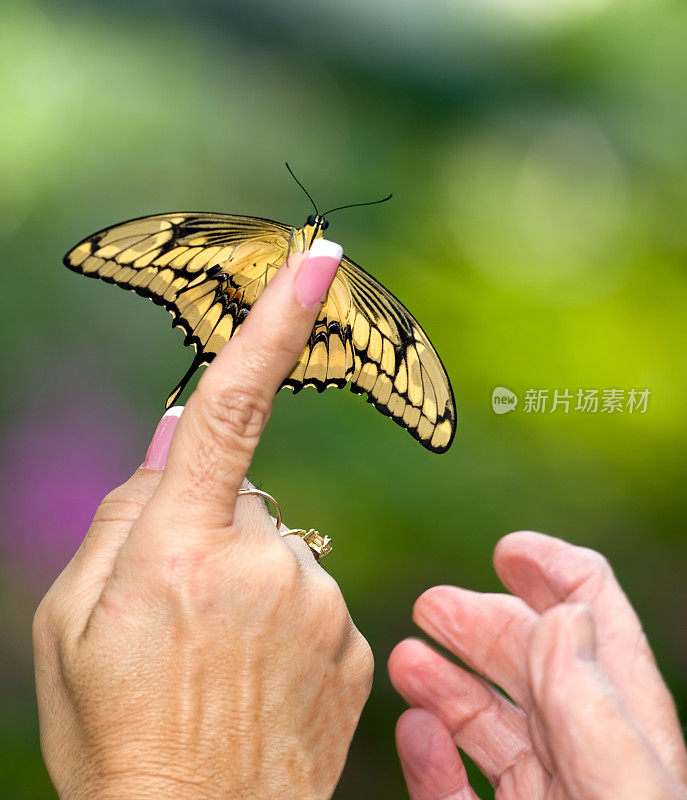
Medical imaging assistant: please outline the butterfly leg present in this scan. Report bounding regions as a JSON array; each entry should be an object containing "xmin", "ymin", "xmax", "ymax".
[
  {"xmin": 285, "ymin": 227, "xmax": 302, "ymax": 260},
  {"xmin": 165, "ymin": 350, "xmax": 207, "ymax": 409}
]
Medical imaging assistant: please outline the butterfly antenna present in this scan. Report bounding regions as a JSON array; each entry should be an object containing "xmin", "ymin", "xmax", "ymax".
[
  {"xmin": 285, "ymin": 162, "xmax": 319, "ymax": 214},
  {"xmin": 322, "ymin": 193, "xmax": 393, "ymax": 217}
]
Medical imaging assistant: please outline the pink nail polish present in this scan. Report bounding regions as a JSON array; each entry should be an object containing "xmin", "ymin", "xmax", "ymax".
[
  {"xmin": 141, "ymin": 406, "xmax": 184, "ymax": 470},
  {"xmin": 295, "ymin": 239, "xmax": 343, "ymax": 307}
]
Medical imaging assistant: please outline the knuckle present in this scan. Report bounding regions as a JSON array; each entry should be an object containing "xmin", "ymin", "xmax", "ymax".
[
  {"xmin": 307, "ymin": 573, "xmax": 351, "ymax": 634},
  {"xmin": 94, "ymin": 484, "xmax": 151, "ymax": 525},
  {"xmin": 543, "ymin": 544, "xmax": 617, "ymax": 603},
  {"xmin": 153, "ymin": 537, "xmax": 302, "ymax": 619},
  {"xmin": 99, "ymin": 484, "xmax": 127, "ymax": 507},
  {"xmin": 194, "ymin": 378, "xmax": 271, "ymax": 452},
  {"xmin": 155, "ymin": 545, "xmax": 224, "ymax": 602},
  {"xmin": 256, "ymin": 541, "xmax": 301, "ymax": 592},
  {"xmin": 100, "ymin": 480, "xmax": 151, "ymax": 505},
  {"xmin": 575, "ymin": 547, "xmax": 614, "ymax": 592},
  {"xmin": 580, "ymin": 547, "xmax": 612, "ymax": 575},
  {"xmin": 32, "ymin": 595, "xmax": 60, "ymax": 652},
  {"xmin": 313, "ymin": 571, "xmax": 346, "ymax": 611},
  {"xmin": 235, "ymin": 326, "xmax": 303, "ymax": 374},
  {"xmin": 252, "ymin": 330, "xmax": 303, "ymax": 368},
  {"xmin": 232, "ymin": 538, "xmax": 302, "ymax": 612},
  {"xmin": 351, "ymin": 635, "xmax": 375, "ymax": 688}
]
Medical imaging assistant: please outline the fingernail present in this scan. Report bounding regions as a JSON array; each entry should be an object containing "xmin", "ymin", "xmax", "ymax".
[
  {"xmin": 563, "ymin": 604, "xmax": 595, "ymax": 662},
  {"xmin": 141, "ymin": 406, "xmax": 184, "ymax": 470},
  {"xmin": 295, "ymin": 238, "xmax": 343, "ymax": 307}
]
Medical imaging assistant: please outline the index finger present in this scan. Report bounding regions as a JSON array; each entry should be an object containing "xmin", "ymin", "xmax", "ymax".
[{"xmin": 144, "ymin": 239, "xmax": 343, "ymax": 538}]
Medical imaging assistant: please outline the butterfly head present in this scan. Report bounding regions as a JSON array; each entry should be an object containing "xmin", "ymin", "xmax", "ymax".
[{"xmin": 306, "ymin": 213, "xmax": 330, "ymax": 232}]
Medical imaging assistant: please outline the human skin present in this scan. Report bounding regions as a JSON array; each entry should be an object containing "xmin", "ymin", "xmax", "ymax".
[
  {"xmin": 33, "ymin": 242, "xmax": 374, "ymax": 800},
  {"xmin": 388, "ymin": 531, "xmax": 687, "ymax": 800}
]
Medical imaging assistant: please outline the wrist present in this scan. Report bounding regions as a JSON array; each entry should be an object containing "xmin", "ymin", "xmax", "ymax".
[{"xmin": 63, "ymin": 774, "xmax": 212, "ymax": 800}]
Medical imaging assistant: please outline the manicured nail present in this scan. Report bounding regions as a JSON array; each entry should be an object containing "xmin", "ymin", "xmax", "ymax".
[
  {"xmin": 141, "ymin": 406, "xmax": 184, "ymax": 470},
  {"xmin": 295, "ymin": 238, "xmax": 343, "ymax": 307},
  {"xmin": 563, "ymin": 604, "xmax": 595, "ymax": 662}
]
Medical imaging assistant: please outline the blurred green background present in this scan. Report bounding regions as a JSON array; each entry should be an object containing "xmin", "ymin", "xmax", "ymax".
[{"xmin": 2, "ymin": 0, "xmax": 686, "ymax": 796}]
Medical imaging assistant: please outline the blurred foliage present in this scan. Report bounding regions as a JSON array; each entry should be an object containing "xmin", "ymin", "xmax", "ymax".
[{"xmin": 1, "ymin": 0, "xmax": 687, "ymax": 797}]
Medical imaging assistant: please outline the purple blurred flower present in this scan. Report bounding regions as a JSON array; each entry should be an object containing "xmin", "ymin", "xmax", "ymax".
[{"xmin": 0, "ymin": 381, "xmax": 142, "ymax": 585}]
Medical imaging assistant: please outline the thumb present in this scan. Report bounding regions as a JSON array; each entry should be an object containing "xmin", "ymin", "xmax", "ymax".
[{"xmin": 528, "ymin": 604, "xmax": 684, "ymax": 800}]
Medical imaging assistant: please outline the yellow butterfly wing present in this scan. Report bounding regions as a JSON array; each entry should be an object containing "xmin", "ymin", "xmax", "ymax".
[
  {"xmin": 64, "ymin": 212, "xmax": 456, "ymax": 452},
  {"xmin": 64, "ymin": 211, "xmax": 295, "ymax": 404},
  {"xmin": 285, "ymin": 254, "xmax": 456, "ymax": 453},
  {"xmin": 64, "ymin": 211, "xmax": 289, "ymax": 345}
]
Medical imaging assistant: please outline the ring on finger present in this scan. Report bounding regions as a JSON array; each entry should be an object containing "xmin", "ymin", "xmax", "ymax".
[
  {"xmin": 237, "ymin": 488, "xmax": 282, "ymax": 529},
  {"xmin": 281, "ymin": 529, "xmax": 333, "ymax": 561},
  {"xmin": 237, "ymin": 489, "xmax": 331, "ymax": 561}
]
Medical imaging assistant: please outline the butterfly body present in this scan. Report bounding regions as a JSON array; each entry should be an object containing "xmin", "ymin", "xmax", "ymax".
[{"xmin": 64, "ymin": 211, "xmax": 456, "ymax": 452}]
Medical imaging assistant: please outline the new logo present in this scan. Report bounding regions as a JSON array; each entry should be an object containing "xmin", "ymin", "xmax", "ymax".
[{"xmin": 492, "ymin": 387, "xmax": 518, "ymax": 414}]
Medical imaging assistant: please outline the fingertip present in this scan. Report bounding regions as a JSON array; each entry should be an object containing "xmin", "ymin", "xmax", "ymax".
[
  {"xmin": 309, "ymin": 237, "xmax": 344, "ymax": 261},
  {"xmin": 494, "ymin": 530, "xmax": 573, "ymax": 563},
  {"xmin": 388, "ymin": 637, "xmax": 428, "ymax": 684},
  {"xmin": 494, "ymin": 532, "xmax": 573, "ymax": 604},
  {"xmin": 294, "ymin": 238, "xmax": 343, "ymax": 308},
  {"xmin": 396, "ymin": 708, "xmax": 471, "ymax": 800},
  {"xmin": 141, "ymin": 406, "xmax": 185, "ymax": 471},
  {"xmin": 411, "ymin": 585, "xmax": 485, "ymax": 641},
  {"xmin": 412, "ymin": 584, "xmax": 455, "ymax": 618},
  {"xmin": 494, "ymin": 530, "xmax": 548, "ymax": 565},
  {"xmin": 388, "ymin": 638, "xmax": 449, "ymax": 708}
]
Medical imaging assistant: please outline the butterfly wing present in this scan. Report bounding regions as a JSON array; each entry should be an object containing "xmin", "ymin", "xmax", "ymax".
[
  {"xmin": 64, "ymin": 211, "xmax": 293, "ymax": 402},
  {"xmin": 284, "ymin": 253, "xmax": 456, "ymax": 453},
  {"xmin": 64, "ymin": 214, "xmax": 456, "ymax": 452}
]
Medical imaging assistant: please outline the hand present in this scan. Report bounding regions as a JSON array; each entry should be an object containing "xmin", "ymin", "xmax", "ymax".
[
  {"xmin": 33, "ymin": 241, "xmax": 374, "ymax": 800},
  {"xmin": 388, "ymin": 531, "xmax": 687, "ymax": 799}
]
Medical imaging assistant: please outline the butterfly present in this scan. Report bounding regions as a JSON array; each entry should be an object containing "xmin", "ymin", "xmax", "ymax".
[{"xmin": 63, "ymin": 171, "xmax": 456, "ymax": 453}]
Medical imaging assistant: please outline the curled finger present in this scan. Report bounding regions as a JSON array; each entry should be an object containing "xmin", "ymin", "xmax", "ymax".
[{"xmin": 396, "ymin": 708, "xmax": 482, "ymax": 800}]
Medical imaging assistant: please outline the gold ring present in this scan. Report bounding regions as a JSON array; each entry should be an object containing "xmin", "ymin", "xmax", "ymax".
[
  {"xmin": 281, "ymin": 529, "xmax": 333, "ymax": 561},
  {"xmin": 237, "ymin": 488, "xmax": 282, "ymax": 529}
]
